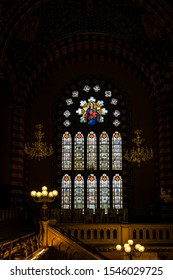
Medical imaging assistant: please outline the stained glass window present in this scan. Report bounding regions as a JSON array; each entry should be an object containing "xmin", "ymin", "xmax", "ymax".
[
  {"xmin": 61, "ymin": 83, "xmax": 125, "ymax": 216},
  {"xmin": 61, "ymin": 174, "xmax": 71, "ymax": 209},
  {"xmin": 110, "ymin": 98, "xmax": 118, "ymax": 105},
  {"xmin": 112, "ymin": 132, "xmax": 122, "ymax": 170},
  {"xmin": 113, "ymin": 110, "xmax": 120, "ymax": 117},
  {"xmin": 87, "ymin": 132, "xmax": 97, "ymax": 170},
  {"xmin": 63, "ymin": 110, "xmax": 71, "ymax": 117},
  {"xmin": 62, "ymin": 132, "xmax": 72, "ymax": 170},
  {"xmin": 113, "ymin": 119, "xmax": 120, "ymax": 127},
  {"xmin": 74, "ymin": 174, "xmax": 84, "ymax": 211},
  {"xmin": 105, "ymin": 91, "xmax": 112, "ymax": 97},
  {"xmin": 93, "ymin": 85, "xmax": 101, "ymax": 92},
  {"xmin": 72, "ymin": 91, "xmax": 79, "ymax": 97},
  {"xmin": 83, "ymin": 85, "xmax": 91, "ymax": 92},
  {"xmin": 63, "ymin": 120, "xmax": 71, "ymax": 127},
  {"xmin": 74, "ymin": 132, "xmax": 84, "ymax": 170},
  {"xmin": 112, "ymin": 174, "xmax": 123, "ymax": 209},
  {"xmin": 76, "ymin": 97, "xmax": 108, "ymax": 126},
  {"xmin": 99, "ymin": 132, "xmax": 109, "ymax": 170},
  {"xmin": 100, "ymin": 174, "xmax": 110, "ymax": 214},
  {"xmin": 87, "ymin": 174, "xmax": 97, "ymax": 213},
  {"xmin": 66, "ymin": 98, "xmax": 73, "ymax": 105}
]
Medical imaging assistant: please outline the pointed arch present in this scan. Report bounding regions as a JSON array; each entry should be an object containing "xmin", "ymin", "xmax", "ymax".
[
  {"xmin": 60, "ymin": 81, "xmax": 126, "ymax": 217},
  {"xmin": 61, "ymin": 174, "xmax": 71, "ymax": 209},
  {"xmin": 87, "ymin": 174, "xmax": 97, "ymax": 213},
  {"xmin": 74, "ymin": 132, "xmax": 84, "ymax": 170},
  {"xmin": 112, "ymin": 174, "xmax": 123, "ymax": 209},
  {"xmin": 87, "ymin": 132, "xmax": 97, "ymax": 170},
  {"xmin": 112, "ymin": 131, "xmax": 122, "ymax": 170},
  {"xmin": 62, "ymin": 132, "xmax": 72, "ymax": 170},
  {"xmin": 99, "ymin": 132, "xmax": 109, "ymax": 170},
  {"xmin": 100, "ymin": 174, "xmax": 110, "ymax": 214},
  {"xmin": 74, "ymin": 174, "xmax": 84, "ymax": 211}
]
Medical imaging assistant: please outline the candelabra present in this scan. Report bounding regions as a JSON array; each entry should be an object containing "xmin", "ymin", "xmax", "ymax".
[
  {"xmin": 24, "ymin": 124, "xmax": 54, "ymax": 160},
  {"xmin": 116, "ymin": 239, "xmax": 145, "ymax": 260},
  {"xmin": 30, "ymin": 186, "xmax": 58, "ymax": 220},
  {"xmin": 124, "ymin": 129, "xmax": 153, "ymax": 167}
]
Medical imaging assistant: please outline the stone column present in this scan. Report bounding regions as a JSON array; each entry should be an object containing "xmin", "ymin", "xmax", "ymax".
[
  {"xmin": 10, "ymin": 104, "xmax": 26, "ymax": 209},
  {"xmin": 121, "ymin": 223, "xmax": 130, "ymax": 244},
  {"xmin": 40, "ymin": 220, "xmax": 48, "ymax": 248},
  {"xmin": 157, "ymin": 101, "xmax": 173, "ymax": 219}
]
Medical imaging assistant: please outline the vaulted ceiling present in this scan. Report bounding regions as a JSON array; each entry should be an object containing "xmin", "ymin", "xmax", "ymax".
[
  {"xmin": 0, "ymin": 0, "xmax": 173, "ymax": 105},
  {"xmin": 1, "ymin": 0, "xmax": 173, "ymax": 217}
]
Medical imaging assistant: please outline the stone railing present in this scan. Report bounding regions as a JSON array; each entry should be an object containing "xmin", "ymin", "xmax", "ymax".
[
  {"xmin": 55, "ymin": 223, "xmax": 173, "ymax": 245},
  {"xmin": 131, "ymin": 224, "xmax": 173, "ymax": 244},
  {"xmin": 46, "ymin": 222, "xmax": 173, "ymax": 259},
  {"xmin": 45, "ymin": 222, "xmax": 105, "ymax": 260},
  {"xmin": 0, "ymin": 232, "xmax": 41, "ymax": 260}
]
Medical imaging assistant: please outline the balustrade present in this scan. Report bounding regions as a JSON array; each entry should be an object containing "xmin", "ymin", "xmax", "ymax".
[
  {"xmin": 54, "ymin": 223, "xmax": 173, "ymax": 244},
  {"xmin": 0, "ymin": 232, "xmax": 41, "ymax": 260}
]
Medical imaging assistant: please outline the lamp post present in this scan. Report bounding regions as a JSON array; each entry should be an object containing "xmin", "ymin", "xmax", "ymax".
[
  {"xmin": 30, "ymin": 186, "xmax": 58, "ymax": 220},
  {"xmin": 116, "ymin": 239, "xmax": 145, "ymax": 260}
]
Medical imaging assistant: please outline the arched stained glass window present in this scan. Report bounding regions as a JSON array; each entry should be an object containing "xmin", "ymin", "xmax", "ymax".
[
  {"xmin": 61, "ymin": 174, "xmax": 71, "ymax": 209},
  {"xmin": 112, "ymin": 174, "xmax": 123, "ymax": 209},
  {"xmin": 112, "ymin": 132, "xmax": 122, "ymax": 170},
  {"xmin": 74, "ymin": 132, "xmax": 84, "ymax": 170},
  {"xmin": 74, "ymin": 174, "xmax": 84, "ymax": 211},
  {"xmin": 60, "ymin": 81, "xmax": 127, "ymax": 219},
  {"xmin": 100, "ymin": 174, "xmax": 110, "ymax": 214},
  {"xmin": 99, "ymin": 132, "xmax": 109, "ymax": 170},
  {"xmin": 87, "ymin": 174, "xmax": 97, "ymax": 213},
  {"xmin": 87, "ymin": 132, "xmax": 97, "ymax": 170},
  {"xmin": 62, "ymin": 132, "xmax": 72, "ymax": 170}
]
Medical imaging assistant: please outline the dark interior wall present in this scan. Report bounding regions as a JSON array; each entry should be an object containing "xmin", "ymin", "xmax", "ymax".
[
  {"xmin": 0, "ymin": 80, "xmax": 11, "ymax": 208},
  {"xmin": 29, "ymin": 59, "xmax": 155, "ymax": 216},
  {"xmin": 0, "ymin": 80, "xmax": 11, "ymax": 186}
]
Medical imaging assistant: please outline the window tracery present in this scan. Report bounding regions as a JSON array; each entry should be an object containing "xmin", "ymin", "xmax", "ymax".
[{"xmin": 61, "ymin": 82, "xmax": 124, "ymax": 213}]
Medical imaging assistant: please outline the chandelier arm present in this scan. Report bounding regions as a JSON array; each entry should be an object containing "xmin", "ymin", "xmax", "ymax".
[
  {"xmin": 124, "ymin": 130, "xmax": 153, "ymax": 166},
  {"xmin": 24, "ymin": 124, "xmax": 54, "ymax": 160}
]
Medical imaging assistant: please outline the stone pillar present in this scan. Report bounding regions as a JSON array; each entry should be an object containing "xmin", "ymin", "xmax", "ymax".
[
  {"xmin": 40, "ymin": 220, "xmax": 48, "ymax": 248},
  {"xmin": 10, "ymin": 104, "xmax": 26, "ymax": 209},
  {"xmin": 121, "ymin": 224, "xmax": 130, "ymax": 244},
  {"xmin": 157, "ymin": 101, "xmax": 173, "ymax": 219}
]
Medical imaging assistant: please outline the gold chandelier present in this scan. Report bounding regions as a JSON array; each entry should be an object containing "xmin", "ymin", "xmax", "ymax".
[
  {"xmin": 124, "ymin": 129, "xmax": 153, "ymax": 167},
  {"xmin": 24, "ymin": 124, "xmax": 54, "ymax": 160}
]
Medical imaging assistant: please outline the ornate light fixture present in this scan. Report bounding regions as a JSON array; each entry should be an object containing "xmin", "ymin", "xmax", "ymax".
[
  {"xmin": 24, "ymin": 124, "xmax": 54, "ymax": 160},
  {"xmin": 124, "ymin": 129, "xmax": 153, "ymax": 167},
  {"xmin": 30, "ymin": 186, "xmax": 58, "ymax": 220},
  {"xmin": 116, "ymin": 239, "xmax": 145, "ymax": 260}
]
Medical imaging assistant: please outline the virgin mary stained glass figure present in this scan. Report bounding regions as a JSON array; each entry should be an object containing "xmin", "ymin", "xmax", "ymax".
[
  {"xmin": 76, "ymin": 97, "xmax": 108, "ymax": 126},
  {"xmin": 84, "ymin": 102, "xmax": 100, "ymax": 126}
]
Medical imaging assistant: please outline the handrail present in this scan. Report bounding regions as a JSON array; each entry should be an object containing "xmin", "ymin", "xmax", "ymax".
[
  {"xmin": 0, "ymin": 231, "xmax": 40, "ymax": 260},
  {"xmin": 0, "ymin": 231, "xmax": 37, "ymax": 246},
  {"xmin": 50, "ymin": 224, "xmax": 108, "ymax": 259}
]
